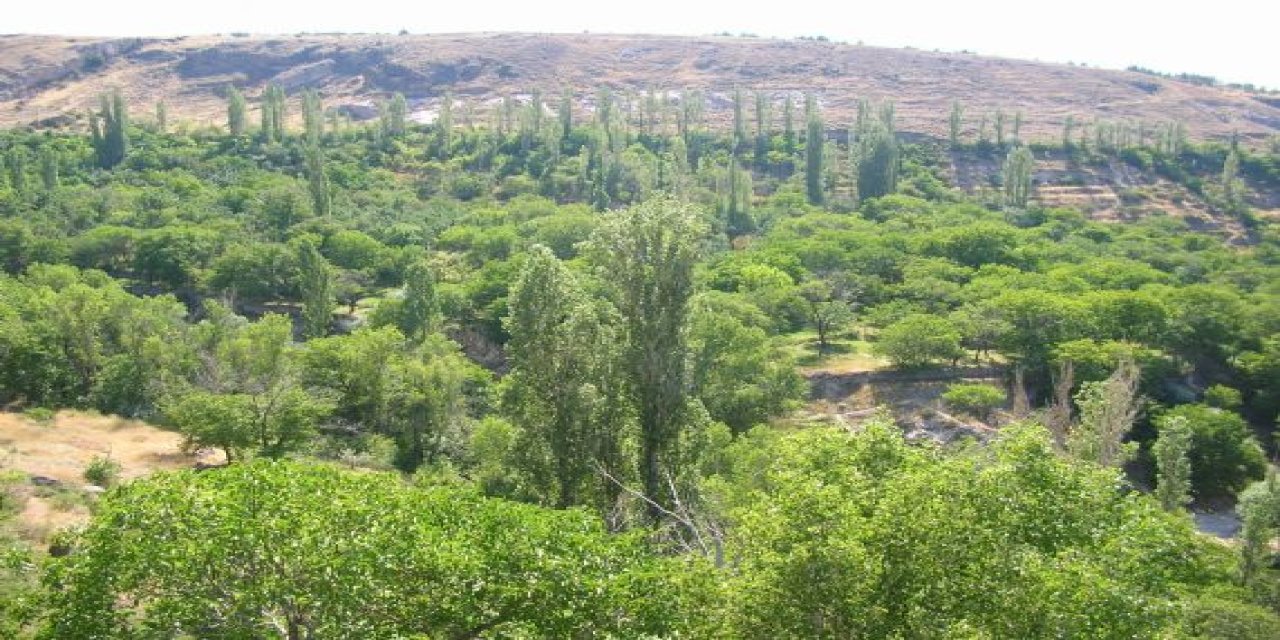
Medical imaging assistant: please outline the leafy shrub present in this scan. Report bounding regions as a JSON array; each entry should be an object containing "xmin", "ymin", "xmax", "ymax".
[
  {"xmin": 22, "ymin": 408, "xmax": 55, "ymax": 425},
  {"xmin": 82, "ymin": 455, "xmax": 121, "ymax": 488},
  {"xmin": 1203, "ymin": 385, "xmax": 1243, "ymax": 410},
  {"xmin": 0, "ymin": 469, "xmax": 27, "ymax": 519},
  {"xmin": 942, "ymin": 383, "xmax": 1007, "ymax": 421}
]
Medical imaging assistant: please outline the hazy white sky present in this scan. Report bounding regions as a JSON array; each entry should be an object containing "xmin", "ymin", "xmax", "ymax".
[{"xmin": 6, "ymin": 0, "xmax": 1276, "ymax": 89}]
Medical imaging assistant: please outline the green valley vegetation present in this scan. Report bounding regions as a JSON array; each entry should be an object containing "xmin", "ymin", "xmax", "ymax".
[{"xmin": 1, "ymin": 82, "xmax": 1280, "ymax": 637}]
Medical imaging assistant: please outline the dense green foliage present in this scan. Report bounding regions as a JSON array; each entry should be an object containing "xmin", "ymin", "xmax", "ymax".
[
  {"xmin": 42, "ymin": 460, "xmax": 712, "ymax": 639},
  {"xmin": 2, "ymin": 85, "xmax": 1280, "ymax": 636},
  {"xmin": 942, "ymin": 382, "xmax": 1007, "ymax": 420},
  {"xmin": 37, "ymin": 422, "xmax": 1275, "ymax": 639}
]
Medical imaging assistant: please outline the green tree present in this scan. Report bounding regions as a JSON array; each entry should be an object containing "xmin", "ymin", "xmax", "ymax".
[
  {"xmin": 804, "ymin": 94, "xmax": 824, "ymax": 205},
  {"xmin": 299, "ymin": 326, "xmax": 403, "ymax": 433},
  {"xmin": 1222, "ymin": 148, "xmax": 1241, "ymax": 206},
  {"xmin": 732, "ymin": 87, "xmax": 747, "ymax": 151},
  {"xmin": 559, "ymin": 87, "xmax": 574, "ymax": 140},
  {"xmin": 166, "ymin": 313, "xmax": 330, "ymax": 461},
  {"xmin": 297, "ymin": 240, "xmax": 334, "ymax": 340},
  {"xmin": 800, "ymin": 280, "xmax": 854, "ymax": 354},
  {"xmin": 1154, "ymin": 415, "xmax": 1193, "ymax": 512},
  {"xmin": 302, "ymin": 89, "xmax": 324, "ymax": 144},
  {"xmin": 713, "ymin": 421, "xmax": 1246, "ymax": 638},
  {"xmin": 436, "ymin": 91, "xmax": 454, "ymax": 159},
  {"xmin": 1003, "ymin": 145, "xmax": 1035, "ymax": 207},
  {"xmin": 690, "ymin": 297, "xmax": 805, "ymax": 433},
  {"xmin": 260, "ymin": 84, "xmax": 286, "ymax": 143},
  {"xmin": 38, "ymin": 145, "xmax": 58, "ymax": 192},
  {"xmin": 874, "ymin": 314, "xmax": 964, "ymax": 368},
  {"xmin": 753, "ymin": 90, "xmax": 771, "ymax": 169},
  {"xmin": 781, "ymin": 93, "xmax": 796, "ymax": 155},
  {"xmin": 1159, "ymin": 404, "xmax": 1266, "ymax": 498},
  {"xmin": 397, "ymin": 259, "xmax": 440, "ymax": 342},
  {"xmin": 718, "ymin": 156, "xmax": 754, "ymax": 240},
  {"xmin": 164, "ymin": 389, "xmax": 327, "ymax": 463},
  {"xmin": 1237, "ymin": 470, "xmax": 1280, "ymax": 588},
  {"xmin": 208, "ymin": 242, "xmax": 299, "ymax": 305},
  {"xmin": 388, "ymin": 340, "xmax": 470, "ymax": 472},
  {"xmin": 89, "ymin": 90, "xmax": 128, "ymax": 169},
  {"xmin": 503, "ymin": 246, "xmax": 619, "ymax": 507},
  {"xmin": 42, "ymin": 460, "xmax": 705, "ymax": 639},
  {"xmin": 381, "ymin": 92, "xmax": 407, "ymax": 137},
  {"xmin": 227, "ymin": 85, "xmax": 247, "ymax": 136},
  {"xmin": 304, "ymin": 144, "xmax": 331, "ymax": 217},
  {"xmin": 154, "ymin": 100, "xmax": 167, "ymax": 132},
  {"xmin": 588, "ymin": 196, "xmax": 705, "ymax": 519},
  {"xmin": 854, "ymin": 111, "xmax": 899, "ymax": 201},
  {"xmin": 5, "ymin": 146, "xmax": 26, "ymax": 195}
]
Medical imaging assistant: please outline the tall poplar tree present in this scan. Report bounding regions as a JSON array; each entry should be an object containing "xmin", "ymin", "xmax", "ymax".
[
  {"xmin": 6, "ymin": 146, "xmax": 27, "ymax": 194},
  {"xmin": 304, "ymin": 145, "xmax": 331, "ymax": 218},
  {"xmin": 1222, "ymin": 148, "xmax": 1241, "ymax": 205},
  {"xmin": 804, "ymin": 94, "xmax": 824, "ymax": 205},
  {"xmin": 227, "ymin": 86, "xmax": 247, "ymax": 136},
  {"xmin": 559, "ymin": 88, "xmax": 574, "ymax": 141},
  {"xmin": 732, "ymin": 87, "xmax": 747, "ymax": 152},
  {"xmin": 260, "ymin": 84, "xmax": 285, "ymax": 143},
  {"xmin": 91, "ymin": 90, "xmax": 129, "ymax": 169},
  {"xmin": 720, "ymin": 156, "xmax": 753, "ymax": 240},
  {"xmin": 39, "ymin": 146, "xmax": 59, "ymax": 192},
  {"xmin": 1154, "ymin": 415, "xmax": 1193, "ymax": 512},
  {"xmin": 381, "ymin": 93, "xmax": 407, "ymax": 138},
  {"xmin": 754, "ymin": 90, "xmax": 771, "ymax": 170},
  {"xmin": 588, "ymin": 197, "xmax": 705, "ymax": 520},
  {"xmin": 854, "ymin": 103, "xmax": 899, "ymax": 201},
  {"xmin": 297, "ymin": 240, "xmax": 334, "ymax": 340},
  {"xmin": 782, "ymin": 94, "xmax": 796, "ymax": 155},
  {"xmin": 1003, "ymin": 145, "xmax": 1035, "ymax": 208},
  {"xmin": 302, "ymin": 90, "xmax": 324, "ymax": 145},
  {"xmin": 436, "ymin": 92, "xmax": 454, "ymax": 159}
]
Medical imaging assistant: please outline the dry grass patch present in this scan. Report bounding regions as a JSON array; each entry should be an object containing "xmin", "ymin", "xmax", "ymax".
[{"xmin": 1, "ymin": 410, "xmax": 221, "ymax": 541}]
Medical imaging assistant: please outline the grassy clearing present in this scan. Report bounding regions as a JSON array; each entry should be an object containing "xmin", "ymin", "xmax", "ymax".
[{"xmin": 777, "ymin": 330, "xmax": 889, "ymax": 375}]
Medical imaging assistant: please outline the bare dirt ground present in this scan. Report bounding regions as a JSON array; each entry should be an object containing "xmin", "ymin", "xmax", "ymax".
[
  {"xmin": 2, "ymin": 33, "xmax": 1277, "ymax": 143},
  {"xmin": 1, "ymin": 410, "xmax": 218, "ymax": 541}
]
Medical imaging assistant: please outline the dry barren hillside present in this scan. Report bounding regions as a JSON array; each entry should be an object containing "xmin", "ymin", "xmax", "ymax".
[{"xmin": 2, "ymin": 32, "xmax": 1278, "ymax": 141}]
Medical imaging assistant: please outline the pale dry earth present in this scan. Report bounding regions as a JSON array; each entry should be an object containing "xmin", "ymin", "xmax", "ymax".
[{"xmin": 2, "ymin": 33, "xmax": 1278, "ymax": 142}]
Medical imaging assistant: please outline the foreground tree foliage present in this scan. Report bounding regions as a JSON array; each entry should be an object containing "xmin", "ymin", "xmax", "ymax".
[
  {"xmin": 587, "ymin": 196, "xmax": 707, "ymax": 519},
  {"xmin": 42, "ymin": 461, "xmax": 714, "ymax": 639},
  {"xmin": 38, "ymin": 422, "xmax": 1278, "ymax": 639},
  {"xmin": 708, "ymin": 421, "xmax": 1260, "ymax": 638}
]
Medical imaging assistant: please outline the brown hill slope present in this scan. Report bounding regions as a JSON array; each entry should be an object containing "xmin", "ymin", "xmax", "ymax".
[{"xmin": 2, "ymin": 32, "xmax": 1278, "ymax": 141}]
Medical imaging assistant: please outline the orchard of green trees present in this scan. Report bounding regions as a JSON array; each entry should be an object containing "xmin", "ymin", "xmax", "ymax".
[{"xmin": 1, "ymin": 84, "xmax": 1280, "ymax": 637}]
